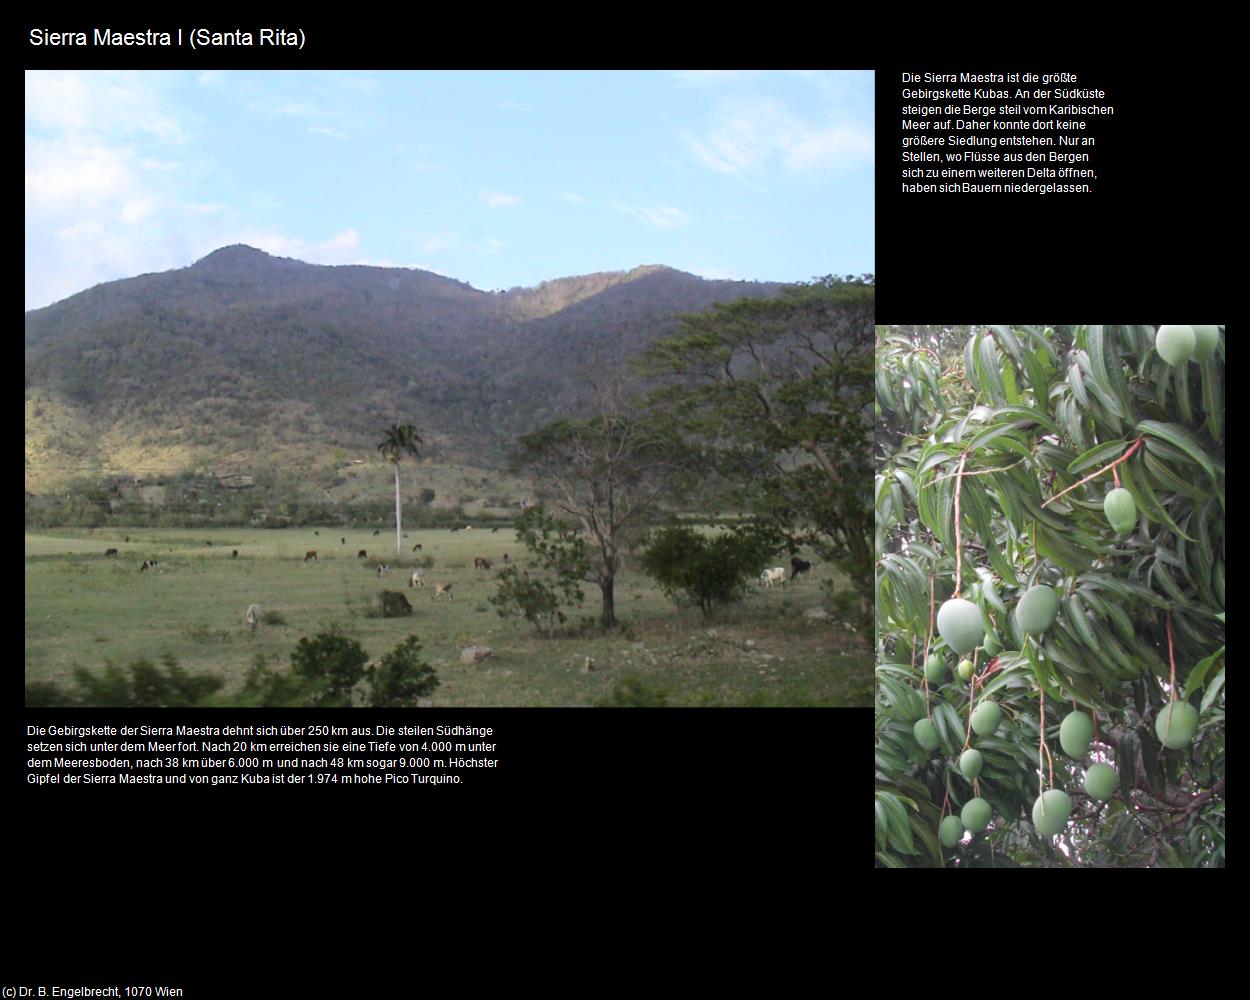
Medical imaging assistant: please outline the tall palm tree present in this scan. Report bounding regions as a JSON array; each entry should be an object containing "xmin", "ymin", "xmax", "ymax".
[{"xmin": 377, "ymin": 423, "xmax": 423, "ymax": 559}]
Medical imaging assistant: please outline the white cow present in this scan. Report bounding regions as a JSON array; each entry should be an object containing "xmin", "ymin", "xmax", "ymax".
[
  {"xmin": 760, "ymin": 567, "xmax": 786, "ymax": 588},
  {"xmin": 409, "ymin": 570, "xmax": 424, "ymax": 588},
  {"xmin": 246, "ymin": 604, "xmax": 262, "ymax": 633}
]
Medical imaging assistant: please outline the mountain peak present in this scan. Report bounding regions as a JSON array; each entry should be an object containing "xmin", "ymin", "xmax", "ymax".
[{"xmin": 195, "ymin": 244, "xmax": 270, "ymax": 263}]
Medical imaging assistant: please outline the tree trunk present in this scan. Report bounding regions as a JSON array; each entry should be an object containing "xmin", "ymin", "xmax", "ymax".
[
  {"xmin": 599, "ymin": 574, "xmax": 616, "ymax": 629},
  {"xmin": 394, "ymin": 464, "xmax": 403, "ymax": 559}
]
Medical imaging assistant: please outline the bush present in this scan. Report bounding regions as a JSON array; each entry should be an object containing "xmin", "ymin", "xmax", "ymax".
[
  {"xmin": 24, "ymin": 654, "xmax": 224, "ymax": 707},
  {"xmin": 594, "ymin": 676, "xmax": 670, "ymax": 707},
  {"xmin": 641, "ymin": 523, "xmax": 780, "ymax": 621},
  {"xmin": 368, "ymin": 635, "xmax": 439, "ymax": 706},
  {"xmin": 290, "ymin": 628, "xmax": 370, "ymax": 705}
]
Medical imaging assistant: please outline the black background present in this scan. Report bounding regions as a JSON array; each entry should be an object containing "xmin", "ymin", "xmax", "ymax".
[{"xmin": 19, "ymin": 20, "xmax": 1228, "ymax": 980}]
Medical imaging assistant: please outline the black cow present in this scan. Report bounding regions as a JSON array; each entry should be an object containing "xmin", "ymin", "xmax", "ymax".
[
  {"xmin": 232, "ymin": 550, "xmax": 239, "ymax": 559},
  {"xmin": 412, "ymin": 543, "xmax": 423, "ymax": 552},
  {"xmin": 790, "ymin": 557, "xmax": 812, "ymax": 581},
  {"xmin": 104, "ymin": 548, "xmax": 119, "ymax": 557},
  {"xmin": 372, "ymin": 529, "xmax": 380, "ymax": 536},
  {"xmin": 140, "ymin": 560, "xmax": 158, "ymax": 572},
  {"xmin": 357, "ymin": 550, "xmax": 368, "ymax": 559}
]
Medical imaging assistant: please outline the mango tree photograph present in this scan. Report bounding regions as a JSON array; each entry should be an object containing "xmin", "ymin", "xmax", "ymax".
[{"xmin": 875, "ymin": 326, "xmax": 1225, "ymax": 867}]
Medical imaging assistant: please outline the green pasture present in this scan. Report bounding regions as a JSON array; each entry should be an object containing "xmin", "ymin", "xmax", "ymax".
[{"xmin": 24, "ymin": 527, "xmax": 870, "ymax": 707}]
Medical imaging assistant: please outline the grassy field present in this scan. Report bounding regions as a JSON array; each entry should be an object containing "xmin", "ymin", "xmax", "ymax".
[{"xmin": 24, "ymin": 527, "xmax": 871, "ymax": 707}]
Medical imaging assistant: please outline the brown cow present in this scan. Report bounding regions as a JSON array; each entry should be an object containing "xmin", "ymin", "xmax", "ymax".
[
  {"xmin": 432, "ymin": 583, "xmax": 454, "ymax": 602},
  {"xmin": 304, "ymin": 550, "xmax": 318, "ymax": 562},
  {"xmin": 474, "ymin": 557, "xmax": 492, "ymax": 571},
  {"xmin": 357, "ymin": 550, "xmax": 367, "ymax": 559}
]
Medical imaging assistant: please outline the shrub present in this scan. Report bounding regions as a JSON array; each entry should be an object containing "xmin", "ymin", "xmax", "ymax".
[
  {"xmin": 290, "ymin": 628, "xmax": 370, "ymax": 705},
  {"xmin": 641, "ymin": 523, "xmax": 780, "ymax": 621},
  {"xmin": 368, "ymin": 635, "xmax": 439, "ymax": 706}
]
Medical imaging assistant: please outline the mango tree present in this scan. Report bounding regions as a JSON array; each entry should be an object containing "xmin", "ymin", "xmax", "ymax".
[{"xmin": 875, "ymin": 326, "xmax": 1225, "ymax": 868}]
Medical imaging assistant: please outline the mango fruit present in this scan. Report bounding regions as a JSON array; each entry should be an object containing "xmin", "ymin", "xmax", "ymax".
[
  {"xmin": 1156, "ymin": 325, "xmax": 1196, "ymax": 366},
  {"xmin": 938, "ymin": 598, "xmax": 984, "ymax": 654}
]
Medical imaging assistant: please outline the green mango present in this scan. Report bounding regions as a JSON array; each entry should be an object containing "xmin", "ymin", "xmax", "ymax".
[
  {"xmin": 1084, "ymin": 763, "xmax": 1117, "ymax": 801},
  {"xmin": 1017, "ymin": 585, "xmax": 1060, "ymax": 635},
  {"xmin": 970, "ymin": 701, "xmax": 1002, "ymax": 737},
  {"xmin": 1032, "ymin": 789, "xmax": 1072, "ymax": 837},
  {"xmin": 1103, "ymin": 488, "xmax": 1136, "ymax": 534},
  {"xmin": 1155, "ymin": 701, "xmax": 1199, "ymax": 749},
  {"xmin": 1155, "ymin": 325, "xmax": 1195, "ymax": 366},
  {"xmin": 913, "ymin": 718, "xmax": 940, "ymax": 751},
  {"xmin": 937, "ymin": 598, "xmax": 984, "ymax": 654},
  {"xmin": 1059, "ymin": 711, "xmax": 1093, "ymax": 759},
  {"xmin": 939, "ymin": 814, "xmax": 965, "ymax": 848},
  {"xmin": 959, "ymin": 748, "xmax": 983, "ymax": 781},
  {"xmin": 961, "ymin": 797, "xmax": 992, "ymax": 833}
]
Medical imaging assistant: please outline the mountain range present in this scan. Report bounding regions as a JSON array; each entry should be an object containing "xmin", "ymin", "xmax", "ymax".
[{"xmin": 24, "ymin": 246, "xmax": 783, "ymax": 493}]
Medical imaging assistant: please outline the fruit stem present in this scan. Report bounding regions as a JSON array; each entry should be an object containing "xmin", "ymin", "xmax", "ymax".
[
  {"xmin": 954, "ymin": 451, "xmax": 967, "ymax": 597},
  {"xmin": 1164, "ymin": 609, "xmax": 1177, "ymax": 745},
  {"xmin": 1039, "ymin": 685, "xmax": 1046, "ymax": 798},
  {"xmin": 1041, "ymin": 437, "xmax": 1144, "ymax": 508}
]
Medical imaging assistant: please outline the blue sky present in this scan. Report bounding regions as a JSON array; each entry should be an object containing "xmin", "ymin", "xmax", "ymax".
[{"xmin": 25, "ymin": 70, "xmax": 874, "ymax": 310}]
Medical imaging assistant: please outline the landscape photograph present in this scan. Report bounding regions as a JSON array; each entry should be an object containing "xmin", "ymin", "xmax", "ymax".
[{"xmin": 25, "ymin": 69, "xmax": 875, "ymax": 708}]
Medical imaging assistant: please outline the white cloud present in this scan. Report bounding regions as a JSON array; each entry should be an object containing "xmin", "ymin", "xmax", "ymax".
[
  {"xmin": 687, "ymin": 264, "xmax": 738, "ymax": 280},
  {"xmin": 480, "ymin": 189, "xmax": 520, "ymax": 208},
  {"xmin": 484, "ymin": 238, "xmax": 503, "ymax": 254},
  {"xmin": 309, "ymin": 125, "xmax": 349, "ymax": 140},
  {"xmin": 608, "ymin": 201, "xmax": 689, "ymax": 229},
  {"xmin": 559, "ymin": 191, "xmax": 586, "ymax": 204},
  {"xmin": 682, "ymin": 96, "xmax": 872, "ymax": 178},
  {"xmin": 243, "ymin": 228, "xmax": 363, "ymax": 265}
]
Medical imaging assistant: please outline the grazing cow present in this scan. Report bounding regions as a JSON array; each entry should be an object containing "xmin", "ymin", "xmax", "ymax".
[
  {"xmin": 379, "ymin": 591, "xmax": 413, "ymax": 617},
  {"xmin": 140, "ymin": 560, "xmax": 158, "ymax": 573},
  {"xmin": 449, "ymin": 527, "xmax": 460, "ymax": 534},
  {"xmin": 790, "ymin": 557, "xmax": 813, "ymax": 581},
  {"xmin": 232, "ymin": 550, "xmax": 239, "ymax": 559},
  {"xmin": 357, "ymin": 550, "xmax": 367, "ymax": 559},
  {"xmin": 315, "ymin": 530, "xmax": 320, "ymax": 536},
  {"xmin": 246, "ymin": 604, "xmax": 261, "ymax": 633},
  {"xmin": 304, "ymin": 550, "xmax": 318, "ymax": 562},
  {"xmin": 760, "ymin": 567, "xmax": 786, "ymax": 588},
  {"xmin": 377, "ymin": 563, "xmax": 390, "ymax": 578},
  {"xmin": 432, "ymin": 583, "xmax": 454, "ymax": 602},
  {"xmin": 474, "ymin": 556, "xmax": 492, "ymax": 571},
  {"xmin": 341, "ymin": 538, "xmax": 346, "ymax": 545},
  {"xmin": 124, "ymin": 535, "xmax": 130, "ymax": 543},
  {"xmin": 412, "ymin": 543, "xmax": 423, "ymax": 552},
  {"xmin": 372, "ymin": 529, "xmax": 380, "ymax": 536},
  {"xmin": 502, "ymin": 553, "xmax": 510, "ymax": 564},
  {"xmin": 205, "ymin": 540, "xmax": 213, "ymax": 546},
  {"xmin": 409, "ymin": 570, "xmax": 424, "ymax": 588},
  {"xmin": 104, "ymin": 548, "xmax": 119, "ymax": 557},
  {"xmin": 491, "ymin": 527, "xmax": 499, "ymax": 533}
]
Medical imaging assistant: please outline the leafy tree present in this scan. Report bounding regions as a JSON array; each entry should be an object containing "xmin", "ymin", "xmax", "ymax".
[
  {"xmin": 489, "ymin": 505, "xmax": 590, "ymax": 636},
  {"xmin": 368, "ymin": 635, "xmax": 439, "ymax": 706},
  {"xmin": 638, "ymin": 276, "xmax": 875, "ymax": 628},
  {"xmin": 640, "ymin": 523, "xmax": 780, "ymax": 621},
  {"xmin": 377, "ymin": 422, "xmax": 423, "ymax": 559},
  {"xmin": 875, "ymin": 326, "xmax": 1225, "ymax": 868},
  {"xmin": 512, "ymin": 383, "xmax": 682, "ymax": 628},
  {"xmin": 290, "ymin": 628, "xmax": 370, "ymax": 706}
]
